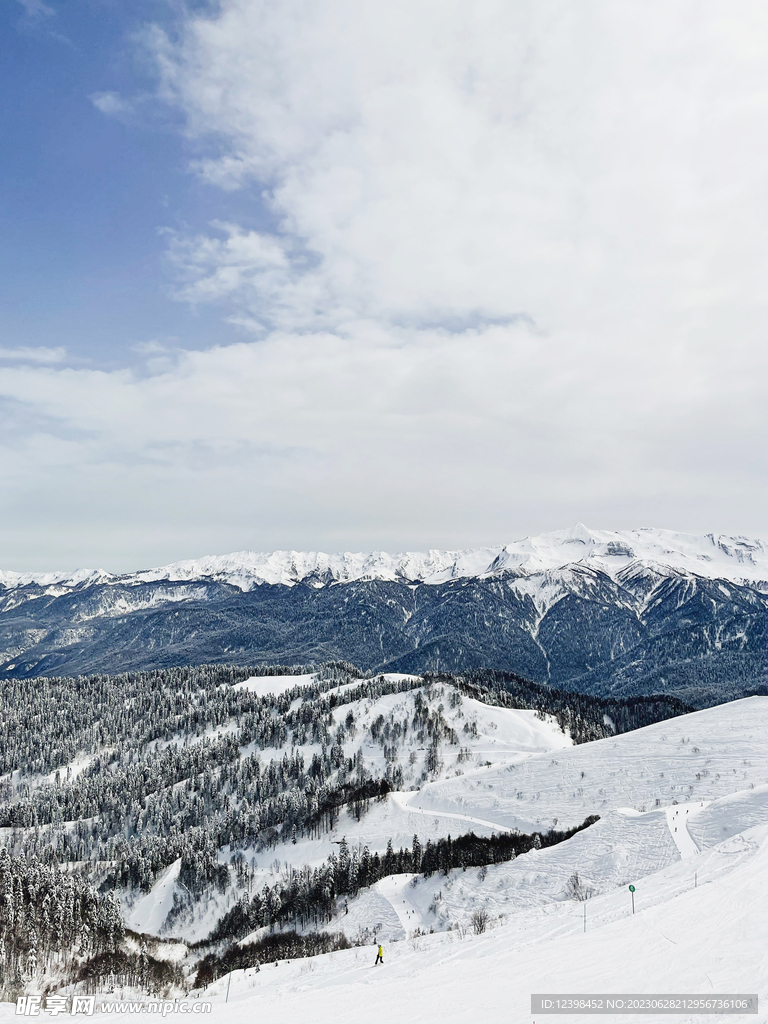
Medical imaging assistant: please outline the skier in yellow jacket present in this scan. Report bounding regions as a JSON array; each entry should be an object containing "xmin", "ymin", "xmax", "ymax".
[{"xmin": 374, "ymin": 944, "xmax": 384, "ymax": 965}]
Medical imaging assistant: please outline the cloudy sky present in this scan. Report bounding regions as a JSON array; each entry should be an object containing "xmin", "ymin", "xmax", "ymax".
[{"xmin": 1, "ymin": 0, "xmax": 766, "ymax": 572}]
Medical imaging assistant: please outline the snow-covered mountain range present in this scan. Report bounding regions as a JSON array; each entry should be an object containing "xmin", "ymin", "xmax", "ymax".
[
  {"xmin": 2, "ymin": 524, "xmax": 766, "ymax": 592},
  {"xmin": 0, "ymin": 526, "xmax": 765, "ymax": 701}
]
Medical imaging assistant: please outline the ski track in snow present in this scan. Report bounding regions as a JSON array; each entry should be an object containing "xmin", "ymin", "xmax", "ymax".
[
  {"xmin": 390, "ymin": 789, "xmax": 516, "ymax": 835},
  {"xmin": 373, "ymin": 875, "xmax": 416, "ymax": 936},
  {"xmin": 665, "ymin": 801, "xmax": 707, "ymax": 859}
]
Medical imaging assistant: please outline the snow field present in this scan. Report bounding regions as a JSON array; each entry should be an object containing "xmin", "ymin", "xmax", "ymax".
[
  {"xmin": 238, "ymin": 797, "xmax": 500, "ymax": 882},
  {"xmin": 327, "ymin": 686, "xmax": 571, "ymax": 784},
  {"xmin": 687, "ymin": 785, "xmax": 768, "ymax": 850},
  {"xmin": 126, "ymin": 867, "xmax": 241, "ymax": 947},
  {"xmin": 231, "ymin": 674, "xmax": 316, "ymax": 697},
  {"xmin": 91, "ymin": 823, "xmax": 767, "ymax": 1024},
  {"xmin": 125, "ymin": 859, "xmax": 182, "ymax": 935},
  {"xmin": 336, "ymin": 784, "xmax": 768, "ymax": 944},
  {"xmin": 409, "ymin": 696, "xmax": 768, "ymax": 833}
]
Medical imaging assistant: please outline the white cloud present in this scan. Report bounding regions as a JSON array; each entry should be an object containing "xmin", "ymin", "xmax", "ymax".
[
  {"xmin": 165, "ymin": 222, "xmax": 291, "ymax": 321},
  {"xmin": 0, "ymin": 315, "xmax": 764, "ymax": 570},
  {"xmin": 90, "ymin": 92, "xmax": 133, "ymax": 117},
  {"xmin": 0, "ymin": 346, "xmax": 66, "ymax": 364},
  {"xmin": 2, "ymin": 0, "xmax": 766, "ymax": 569},
  {"xmin": 151, "ymin": 0, "xmax": 767, "ymax": 339}
]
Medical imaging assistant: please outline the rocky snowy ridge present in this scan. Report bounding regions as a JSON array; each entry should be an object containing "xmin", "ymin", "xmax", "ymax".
[{"xmin": 1, "ymin": 524, "xmax": 766, "ymax": 592}]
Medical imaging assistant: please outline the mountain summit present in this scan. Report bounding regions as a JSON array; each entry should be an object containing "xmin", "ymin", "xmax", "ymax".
[{"xmin": 2, "ymin": 525, "xmax": 766, "ymax": 592}]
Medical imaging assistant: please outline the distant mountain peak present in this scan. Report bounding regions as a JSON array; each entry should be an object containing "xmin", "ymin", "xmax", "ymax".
[{"xmin": 1, "ymin": 526, "xmax": 766, "ymax": 593}]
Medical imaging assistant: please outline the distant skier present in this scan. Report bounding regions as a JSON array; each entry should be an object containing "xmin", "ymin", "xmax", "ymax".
[{"xmin": 375, "ymin": 944, "xmax": 384, "ymax": 965}]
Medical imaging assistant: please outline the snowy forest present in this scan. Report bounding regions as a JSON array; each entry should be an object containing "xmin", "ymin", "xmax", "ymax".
[{"xmin": 0, "ymin": 661, "xmax": 693, "ymax": 993}]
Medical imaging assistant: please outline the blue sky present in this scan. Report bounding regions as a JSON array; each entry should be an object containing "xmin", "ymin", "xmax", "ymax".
[
  {"xmin": 1, "ymin": 0, "xmax": 251, "ymax": 362},
  {"xmin": 1, "ymin": 0, "xmax": 766, "ymax": 571}
]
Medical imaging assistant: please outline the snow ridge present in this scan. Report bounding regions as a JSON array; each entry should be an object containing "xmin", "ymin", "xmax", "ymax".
[{"xmin": 1, "ymin": 525, "xmax": 765, "ymax": 593}]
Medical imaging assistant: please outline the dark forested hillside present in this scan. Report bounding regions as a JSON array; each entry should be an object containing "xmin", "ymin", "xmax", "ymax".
[
  {"xmin": 0, "ymin": 566, "xmax": 765, "ymax": 706},
  {"xmin": 0, "ymin": 662, "xmax": 687, "ymax": 898}
]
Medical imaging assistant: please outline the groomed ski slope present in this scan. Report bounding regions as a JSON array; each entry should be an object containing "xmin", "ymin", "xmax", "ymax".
[
  {"xmin": 325, "ymin": 782, "xmax": 767, "ymax": 945},
  {"xmin": 61, "ymin": 821, "xmax": 767, "ymax": 1024},
  {"xmin": 220, "ymin": 826, "xmax": 768, "ymax": 1024}
]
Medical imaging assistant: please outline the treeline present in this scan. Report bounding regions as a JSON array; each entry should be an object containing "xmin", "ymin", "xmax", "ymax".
[
  {"xmin": 0, "ymin": 660, "xmax": 691, "ymax": 788},
  {"xmin": 194, "ymin": 930, "xmax": 352, "ymax": 988},
  {"xmin": 570, "ymin": 650, "xmax": 768, "ymax": 709},
  {"xmin": 440, "ymin": 669, "xmax": 695, "ymax": 743},
  {"xmin": 0, "ymin": 849, "xmax": 124, "ymax": 991},
  {"xmin": 209, "ymin": 815, "xmax": 599, "ymax": 942},
  {"xmin": 75, "ymin": 948, "xmax": 185, "ymax": 997},
  {"xmin": 0, "ymin": 662, "xmax": 427, "ymax": 785},
  {"xmin": 0, "ymin": 683, "xmax": 406, "ymax": 890},
  {"xmin": 418, "ymin": 816, "xmax": 600, "ymax": 873},
  {"xmin": 0, "ymin": 671, "xmax": 460, "ymax": 893},
  {"xmin": 0, "ymin": 663, "xmax": 320, "ymax": 777},
  {"xmin": 0, "ymin": 755, "xmax": 393, "ymax": 893}
]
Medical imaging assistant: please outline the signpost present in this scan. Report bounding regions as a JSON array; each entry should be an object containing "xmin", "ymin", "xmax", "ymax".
[{"xmin": 629, "ymin": 884, "xmax": 635, "ymax": 914}]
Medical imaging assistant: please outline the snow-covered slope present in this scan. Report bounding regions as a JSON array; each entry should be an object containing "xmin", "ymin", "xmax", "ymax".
[
  {"xmin": 78, "ymin": 823, "xmax": 767, "ymax": 1024},
  {"xmin": 140, "ymin": 693, "xmax": 767, "ymax": 945},
  {"xmin": 262, "ymin": 694, "xmax": 765, "ymax": 892},
  {"xmin": 2, "ymin": 525, "xmax": 765, "ymax": 591},
  {"xmin": 407, "ymin": 695, "xmax": 767, "ymax": 833},
  {"xmin": 223, "ymin": 825, "xmax": 768, "ymax": 1024},
  {"xmin": 8, "ymin": 681, "xmax": 762, "ymax": 1021}
]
